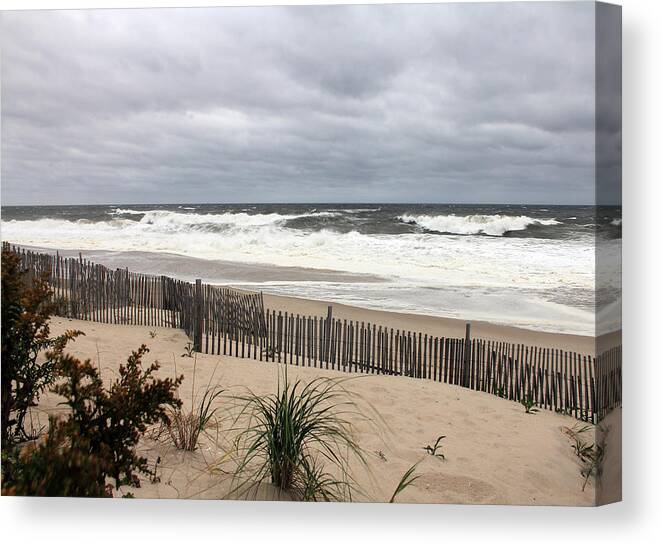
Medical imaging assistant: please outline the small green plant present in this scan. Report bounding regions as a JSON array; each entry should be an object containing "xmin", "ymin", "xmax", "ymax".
[
  {"xmin": 181, "ymin": 341, "xmax": 195, "ymax": 358},
  {"xmin": 495, "ymin": 387, "xmax": 506, "ymax": 398},
  {"xmin": 423, "ymin": 435, "xmax": 446, "ymax": 459},
  {"xmin": 389, "ymin": 462, "xmax": 421, "ymax": 503},
  {"xmin": 149, "ymin": 330, "xmax": 157, "ymax": 339},
  {"xmin": 231, "ymin": 367, "xmax": 366, "ymax": 501},
  {"xmin": 521, "ymin": 396, "xmax": 538, "ymax": 414}
]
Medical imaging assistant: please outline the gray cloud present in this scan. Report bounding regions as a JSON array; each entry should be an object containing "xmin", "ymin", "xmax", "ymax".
[{"xmin": 0, "ymin": 3, "xmax": 599, "ymax": 205}]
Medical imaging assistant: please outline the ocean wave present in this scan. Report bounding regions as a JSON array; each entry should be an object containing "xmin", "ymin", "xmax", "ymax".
[
  {"xmin": 108, "ymin": 208, "xmax": 339, "ymax": 229},
  {"xmin": 327, "ymin": 207, "xmax": 381, "ymax": 213},
  {"xmin": 139, "ymin": 210, "xmax": 300, "ymax": 228},
  {"xmin": 1, "ymin": 214, "xmax": 600, "ymax": 295},
  {"xmin": 110, "ymin": 207, "xmax": 146, "ymax": 215},
  {"xmin": 610, "ymin": 218, "xmax": 622, "ymax": 226},
  {"xmin": 397, "ymin": 213, "xmax": 561, "ymax": 236}
]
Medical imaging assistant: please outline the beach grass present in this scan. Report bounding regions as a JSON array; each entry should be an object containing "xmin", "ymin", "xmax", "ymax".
[
  {"xmin": 167, "ymin": 356, "xmax": 224, "ymax": 452},
  {"xmin": 229, "ymin": 366, "xmax": 367, "ymax": 501}
]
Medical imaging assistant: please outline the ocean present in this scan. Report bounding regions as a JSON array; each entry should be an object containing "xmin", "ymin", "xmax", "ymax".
[{"xmin": 0, "ymin": 203, "xmax": 621, "ymax": 335}]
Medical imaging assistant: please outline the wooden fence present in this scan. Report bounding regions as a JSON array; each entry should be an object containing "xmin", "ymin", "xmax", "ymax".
[
  {"xmin": 5, "ymin": 243, "xmax": 621, "ymax": 423},
  {"xmin": 3, "ymin": 243, "xmax": 266, "ymax": 348}
]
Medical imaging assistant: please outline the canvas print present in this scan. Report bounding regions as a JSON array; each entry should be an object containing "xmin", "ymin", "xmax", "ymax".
[{"xmin": 0, "ymin": 2, "xmax": 621, "ymax": 505}]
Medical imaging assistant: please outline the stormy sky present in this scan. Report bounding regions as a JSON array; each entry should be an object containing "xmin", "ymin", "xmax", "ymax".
[{"xmin": 1, "ymin": 3, "xmax": 602, "ymax": 205}]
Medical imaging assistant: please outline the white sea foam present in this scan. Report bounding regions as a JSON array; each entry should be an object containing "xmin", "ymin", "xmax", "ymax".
[
  {"xmin": 110, "ymin": 207, "xmax": 145, "ymax": 215},
  {"xmin": 109, "ymin": 208, "xmax": 339, "ymax": 227},
  {"xmin": 1, "ymin": 213, "xmax": 593, "ymax": 290},
  {"xmin": 139, "ymin": 210, "xmax": 301, "ymax": 228},
  {"xmin": 1, "ymin": 210, "xmax": 610, "ymax": 334},
  {"xmin": 398, "ymin": 213, "xmax": 561, "ymax": 236},
  {"xmin": 610, "ymin": 218, "xmax": 622, "ymax": 226}
]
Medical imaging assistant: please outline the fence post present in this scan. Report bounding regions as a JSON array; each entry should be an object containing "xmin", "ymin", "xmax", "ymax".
[
  {"xmin": 463, "ymin": 322, "xmax": 472, "ymax": 387},
  {"xmin": 324, "ymin": 305, "xmax": 333, "ymax": 364},
  {"xmin": 194, "ymin": 279, "xmax": 203, "ymax": 352}
]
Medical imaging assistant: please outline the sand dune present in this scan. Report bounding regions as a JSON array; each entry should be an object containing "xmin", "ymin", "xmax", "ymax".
[{"xmin": 34, "ymin": 317, "xmax": 604, "ymax": 505}]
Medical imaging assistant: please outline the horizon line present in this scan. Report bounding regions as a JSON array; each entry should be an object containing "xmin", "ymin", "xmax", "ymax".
[{"xmin": 0, "ymin": 201, "xmax": 615, "ymax": 208}]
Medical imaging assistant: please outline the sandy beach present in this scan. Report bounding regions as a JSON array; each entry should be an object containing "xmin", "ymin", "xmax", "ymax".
[
  {"xmin": 30, "ymin": 316, "xmax": 617, "ymax": 505},
  {"xmin": 262, "ymin": 293, "xmax": 621, "ymax": 355}
]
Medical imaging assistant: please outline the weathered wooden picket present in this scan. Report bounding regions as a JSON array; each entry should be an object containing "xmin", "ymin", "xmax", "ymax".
[{"xmin": 5, "ymin": 243, "xmax": 621, "ymax": 423}]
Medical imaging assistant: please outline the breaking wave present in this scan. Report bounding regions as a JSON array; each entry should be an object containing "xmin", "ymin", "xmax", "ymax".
[
  {"xmin": 109, "ymin": 208, "xmax": 340, "ymax": 229},
  {"xmin": 1, "ymin": 213, "xmax": 595, "ymax": 294},
  {"xmin": 398, "ymin": 213, "xmax": 561, "ymax": 237}
]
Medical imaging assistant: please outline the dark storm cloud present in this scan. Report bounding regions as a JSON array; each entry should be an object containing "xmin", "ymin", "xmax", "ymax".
[{"xmin": 0, "ymin": 3, "xmax": 599, "ymax": 205}]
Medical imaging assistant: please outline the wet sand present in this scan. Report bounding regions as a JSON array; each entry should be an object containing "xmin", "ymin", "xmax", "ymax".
[{"xmin": 13, "ymin": 244, "xmax": 616, "ymax": 354}]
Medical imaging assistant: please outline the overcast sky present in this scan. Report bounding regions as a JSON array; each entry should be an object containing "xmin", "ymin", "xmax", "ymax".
[{"xmin": 1, "ymin": 3, "xmax": 602, "ymax": 205}]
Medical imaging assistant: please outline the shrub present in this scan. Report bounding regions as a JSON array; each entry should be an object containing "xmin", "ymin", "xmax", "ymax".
[
  {"xmin": 50, "ymin": 344, "xmax": 183, "ymax": 490},
  {"xmin": 231, "ymin": 368, "xmax": 366, "ymax": 501},
  {"xmin": 1, "ymin": 416, "xmax": 112, "ymax": 497},
  {"xmin": 1, "ymin": 247, "xmax": 81, "ymax": 446}
]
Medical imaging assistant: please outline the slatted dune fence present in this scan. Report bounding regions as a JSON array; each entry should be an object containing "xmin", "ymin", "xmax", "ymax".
[
  {"xmin": 5, "ymin": 243, "xmax": 621, "ymax": 423},
  {"xmin": 4, "ymin": 243, "xmax": 266, "ymax": 349},
  {"xmin": 252, "ymin": 310, "xmax": 621, "ymax": 423}
]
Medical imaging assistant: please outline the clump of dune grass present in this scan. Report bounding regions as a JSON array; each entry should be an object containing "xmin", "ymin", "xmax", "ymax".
[
  {"xmin": 167, "ymin": 355, "xmax": 223, "ymax": 452},
  {"xmin": 562, "ymin": 422, "xmax": 608, "ymax": 491},
  {"xmin": 230, "ymin": 366, "xmax": 367, "ymax": 501}
]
